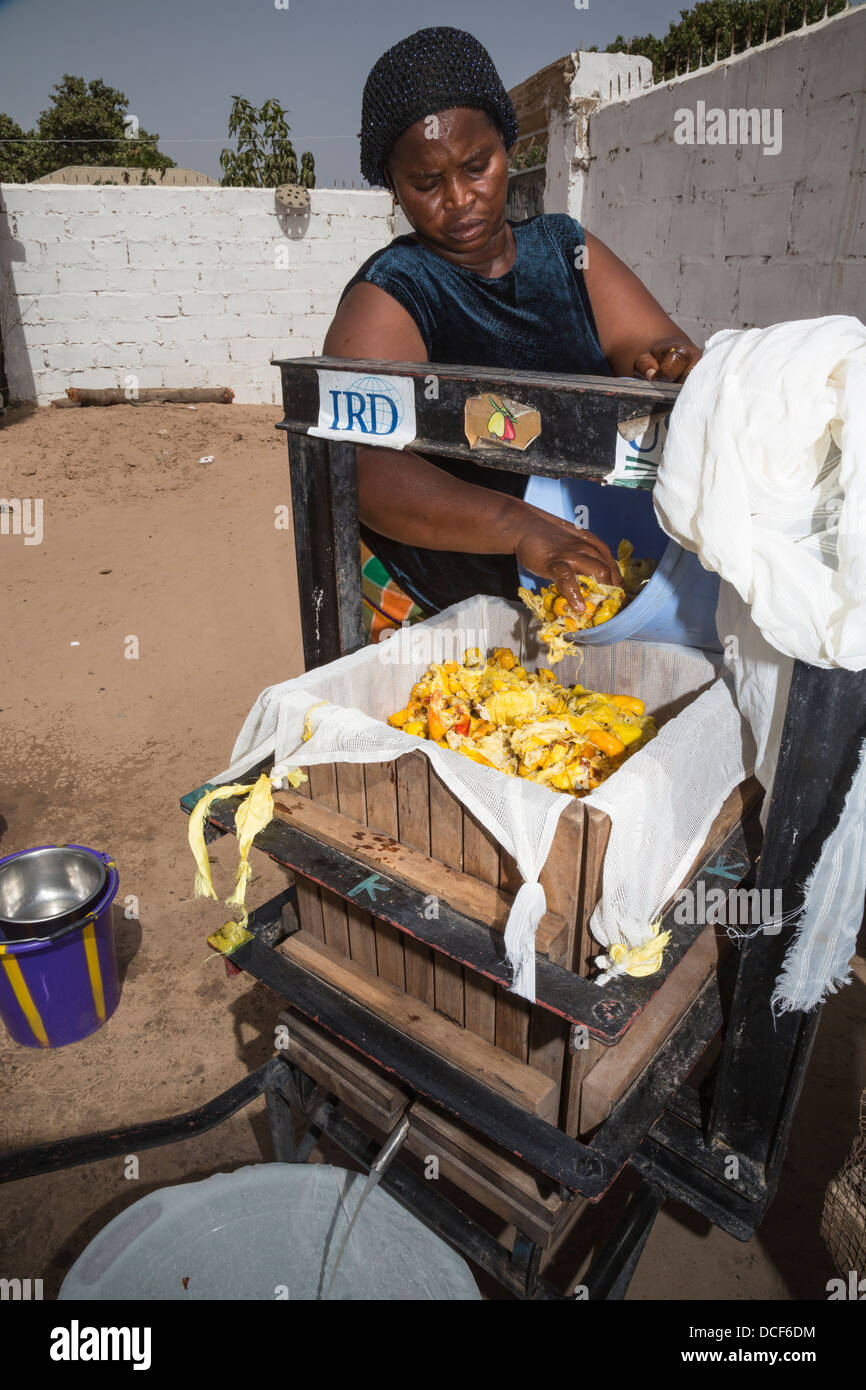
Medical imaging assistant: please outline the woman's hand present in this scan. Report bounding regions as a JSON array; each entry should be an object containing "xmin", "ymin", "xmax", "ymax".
[
  {"xmin": 634, "ymin": 338, "xmax": 701, "ymax": 382},
  {"xmin": 511, "ymin": 505, "xmax": 622, "ymax": 614}
]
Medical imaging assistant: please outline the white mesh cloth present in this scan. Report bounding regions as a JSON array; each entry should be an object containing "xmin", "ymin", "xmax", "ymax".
[
  {"xmin": 655, "ymin": 316, "xmax": 866, "ymax": 1012},
  {"xmin": 211, "ymin": 596, "xmax": 739, "ymax": 1001},
  {"xmin": 583, "ymin": 673, "xmax": 753, "ymax": 981}
]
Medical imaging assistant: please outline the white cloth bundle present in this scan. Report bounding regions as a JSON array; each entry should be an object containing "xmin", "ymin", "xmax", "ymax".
[{"xmin": 654, "ymin": 315, "xmax": 866, "ymax": 1012}]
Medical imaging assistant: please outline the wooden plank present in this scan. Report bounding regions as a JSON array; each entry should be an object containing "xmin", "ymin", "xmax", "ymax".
[
  {"xmin": 270, "ymin": 788, "xmax": 569, "ymax": 961},
  {"xmin": 272, "ymin": 1010, "xmax": 585, "ymax": 1252},
  {"xmin": 494, "ymin": 821, "xmax": 531, "ymax": 1065},
  {"xmin": 461, "ymin": 975, "xmax": 496, "ymax": 1040},
  {"xmin": 406, "ymin": 1100, "xmax": 566, "ymax": 1248},
  {"xmin": 363, "ymin": 760, "xmax": 406, "ymax": 991},
  {"xmin": 290, "ymin": 765, "xmax": 325, "ymax": 941},
  {"xmin": 579, "ymin": 922, "xmax": 723, "ymax": 1133},
  {"xmin": 335, "ymin": 762, "xmax": 378, "ymax": 974},
  {"xmin": 560, "ymin": 1037, "xmax": 607, "ymax": 1137},
  {"xmin": 496, "ymin": 992, "xmax": 532, "ymax": 1064},
  {"xmin": 527, "ymin": 802, "xmax": 583, "ymax": 1113},
  {"xmin": 562, "ymin": 778, "xmax": 757, "ymax": 1137},
  {"xmin": 456, "ymin": 786, "xmax": 575, "ymax": 1099},
  {"xmin": 278, "ymin": 1008, "xmax": 409, "ymax": 1129},
  {"xmin": 396, "ymin": 752, "xmax": 436, "ymax": 1007},
  {"xmin": 281, "ymin": 1014, "xmax": 587, "ymax": 1254},
  {"xmin": 528, "ymin": 1008, "xmax": 569, "ymax": 1109},
  {"xmin": 307, "ymin": 762, "xmax": 338, "ymax": 809},
  {"xmin": 574, "ymin": 802, "xmax": 612, "ymax": 978},
  {"xmin": 281, "ymin": 930, "xmax": 559, "ymax": 1121},
  {"xmin": 459, "ymin": 798, "xmax": 499, "ymax": 1044},
  {"xmin": 428, "ymin": 764, "xmax": 465, "ymax": 1025},
  {"xmin": 558, "ymin": 793, "xmax": 610, "ymax": 1128},
  {"xmin": 395, "ymin": 751, "xmax": 431, "ymax": 851},
  {"xmin": 561, "ymin": 801, "xmax": 611, "ymax": 1133},
  {"xmin": 539, "ymin": 800, "xmax": 584, "ymax": 967},
  {"xmin": 539, "ymin": 1186, "xmax": 594, "ymax": 1273},
  {"xmin": 308, "ymin": 764, "xmax": 351, "ymax": 957},
  {"xmin": 494, "ymin": 802, "xmax": 582, "ymax": 1103}
]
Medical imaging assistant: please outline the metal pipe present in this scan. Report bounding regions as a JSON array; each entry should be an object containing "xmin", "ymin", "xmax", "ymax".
[
  {"xmin": 0, "ymin": 1058, "xmax": 285, "ymax": 1184},
  {"xmin": 304, "ymin": 1094, "xmax": 569, "ymax": 1299}
]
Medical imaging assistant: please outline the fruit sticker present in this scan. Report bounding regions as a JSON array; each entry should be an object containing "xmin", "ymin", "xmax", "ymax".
[
  {"xmin": 464, "ymin": 392, "xmax": 541, "ymax": 451},
  {"xmin": 487, "ymin": 395, "xmax": 516, "ymax": 441}
]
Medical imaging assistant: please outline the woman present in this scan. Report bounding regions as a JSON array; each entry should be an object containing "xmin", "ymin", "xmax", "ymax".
[{"xmin": 323, "ymin": 26, "xmax": 700, "ymax": 638}]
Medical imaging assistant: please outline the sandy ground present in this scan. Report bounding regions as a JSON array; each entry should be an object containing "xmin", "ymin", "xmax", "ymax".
[{"xmin": 0, "ymin": 400, "xmax": 863, "ymax": 1301}]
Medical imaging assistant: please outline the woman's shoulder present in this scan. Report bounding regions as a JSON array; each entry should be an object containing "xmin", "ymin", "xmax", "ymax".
[
  {"xmin": 339, "ymin": 235, "xmax": 427, "ymax": 302},
  {"xmin": 515, "ymin": 211, "xmax": 588, "ymax": 250},
  {"xmin": 338, "ymin": 236, "xmax": 435, "ymax": 353},
  {"xmin": 512, "ymin": 214, "xmax": 593, "ymax": 288}
]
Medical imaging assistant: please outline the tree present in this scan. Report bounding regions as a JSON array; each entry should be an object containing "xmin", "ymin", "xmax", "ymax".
[
  {"xmin": 219, "ymin": 96, "xmax": 315, "ymax": 188},
  {"xmin": 0, "ymin": 113, "xmax": 32, "ymax": 183},
  {"xmin": 0, "ymin": 74, "xmax": 175, "ymax": 182},
  {"xmin": 603, "ymin": 0, "xmax": 847, "ymax": 78},
  {"xmin": 509, "ymin": 142, "xmax": 547, "ymax": 171},
  {"xmin": 299, "ymin": 151, "xmax": 315, "ymax": 189}
]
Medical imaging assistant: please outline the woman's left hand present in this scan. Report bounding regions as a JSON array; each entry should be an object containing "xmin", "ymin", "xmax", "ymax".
[{"xmin": 634, "ymin": 338, "xmax": 701, "ymax": 382}]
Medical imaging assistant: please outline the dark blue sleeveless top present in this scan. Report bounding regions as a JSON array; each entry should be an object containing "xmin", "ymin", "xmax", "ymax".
[{"xmin": 338, "ymin": 213, "xmax": 612, "ymax": 614}]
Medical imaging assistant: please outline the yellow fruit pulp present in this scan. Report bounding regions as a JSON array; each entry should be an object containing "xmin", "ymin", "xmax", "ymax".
[{"xmin": 386, "ymin": 648, "xmax": 654, "ymax": 798}]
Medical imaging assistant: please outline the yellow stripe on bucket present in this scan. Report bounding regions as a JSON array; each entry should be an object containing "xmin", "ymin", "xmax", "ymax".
[
  {"xmin": 81, "ymin": 918, "xmax": 105, "ymax": 1021},
  {"xmin": 0, "ymin": 944, "xmax": 50, "ymax": 1047}
]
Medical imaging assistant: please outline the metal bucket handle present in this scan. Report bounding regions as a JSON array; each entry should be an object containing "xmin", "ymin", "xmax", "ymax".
[{"xmin": 0, "ymin": 849, "xmax": 118, "ymax": 952}]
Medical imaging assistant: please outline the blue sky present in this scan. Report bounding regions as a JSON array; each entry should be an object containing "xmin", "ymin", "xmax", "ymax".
[{"xmin": 1, "ymin": 0, "xmax": 835, "ymax": 186}]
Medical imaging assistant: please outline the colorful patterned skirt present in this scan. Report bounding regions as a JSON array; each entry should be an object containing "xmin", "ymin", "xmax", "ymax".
[{"xmin": 361, "ymin": 542, "xmax": 426, "ymax": 644}]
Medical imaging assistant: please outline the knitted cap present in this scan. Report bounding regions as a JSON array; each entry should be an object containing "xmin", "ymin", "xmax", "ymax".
[{"xmin": 359, "ymin": 27, "xmax": 518, "ymax": 187}]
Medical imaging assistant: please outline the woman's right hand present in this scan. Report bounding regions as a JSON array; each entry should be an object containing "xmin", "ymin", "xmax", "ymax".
[{"xmin": 511, "ymin": 502, "xmax": 622, "ymax": 614}]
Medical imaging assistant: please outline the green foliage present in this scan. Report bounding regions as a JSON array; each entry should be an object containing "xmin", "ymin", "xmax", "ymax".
[
  {"xmin": 219, "ymin": 96, "xmax": 315, "ymax": 188},
  {"xmin": 509, "ymin": 142, "xmax": 547, "ymax": 171},
  {"xmin": 0, "ymin": 113, "xmax": 32, "ymax": 182},
  {"xmin": 299, "ymin": 151, "xmax": 315, "ymax": 189},
  {"xmin": 604, "ymin": 0, "xmax": 847, "ymax": 78},
  {"xmin": 0, "ymin": 74, "xmax": 175, "ymax": 182}
]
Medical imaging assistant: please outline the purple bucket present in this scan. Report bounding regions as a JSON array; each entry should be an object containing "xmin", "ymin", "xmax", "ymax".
[{"xmin": 0, "ymin": 845, "xmax": 120, "ymax": 1048}]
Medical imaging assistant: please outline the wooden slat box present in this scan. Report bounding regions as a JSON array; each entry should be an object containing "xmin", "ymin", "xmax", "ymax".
[
  {"xmin": 278, "ymin": 1006, "xmax": 588, "ymax": 1258},
  {"xmin": 274, "ymin": 749, "xmax": 761, "ymax": 1140}
]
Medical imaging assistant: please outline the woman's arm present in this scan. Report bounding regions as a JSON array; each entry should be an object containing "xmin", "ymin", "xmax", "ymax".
[
  {"xmin": 322, "ymin": 281, "xmax": 622, "ymax": 607},
  {"xmin": 583, "ymin": 231, "xmax": 701, "ymax": 382}
]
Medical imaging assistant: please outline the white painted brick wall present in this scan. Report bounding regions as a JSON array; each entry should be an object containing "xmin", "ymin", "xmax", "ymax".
[
  {"xmin": 0, "ymin": 183, "xmax": 396, "ymax": 403},
  {"xmin": 722, "ymin": 188, "xmax": 793, "ymax": 258},
  {"xmin": 578, "ymin": 7, "xmax": 866, "ymax": 340}
]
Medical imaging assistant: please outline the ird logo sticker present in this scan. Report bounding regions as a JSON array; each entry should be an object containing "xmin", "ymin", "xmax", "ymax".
[
  {"xmin": 605, "ymin": 410, "xmax": 671, "ymax": 489},
  {"xmin": 310, "ymin": 371, "xmax": 416, "ymax": 448}
]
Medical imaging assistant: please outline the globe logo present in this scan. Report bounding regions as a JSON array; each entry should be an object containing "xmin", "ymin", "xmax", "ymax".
[{"xmin": 351, "ymin": 375, "xmax": 404, "ymax": 433}]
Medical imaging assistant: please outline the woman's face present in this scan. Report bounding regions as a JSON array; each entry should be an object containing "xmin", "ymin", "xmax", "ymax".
[{"xmin": 384, "ymin": 107, "xmax": 510, "ymax": 260}]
